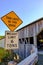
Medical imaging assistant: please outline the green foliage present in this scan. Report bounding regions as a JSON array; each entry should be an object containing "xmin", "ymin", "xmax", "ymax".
[
  {"xmin": 0, "ymin": 47, "xmax": 22, "ymax": 63},
  {"xmin": 0, "ymin": 36, "xmax": 5, "ymax": 40},
  {"xmin": 0, "ymin": 47, "xmax": 11, "ymax": 62},
  {"xmin": 0, "ymin": 48, "xmax": 6, "ymax": 59}
]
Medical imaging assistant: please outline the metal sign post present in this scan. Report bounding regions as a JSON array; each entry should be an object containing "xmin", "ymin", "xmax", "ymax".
[{"xmin": 1, "ymin": 11, "xmax": 23, "ymax": 61}]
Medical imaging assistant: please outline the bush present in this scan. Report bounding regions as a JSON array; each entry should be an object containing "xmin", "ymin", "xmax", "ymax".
[{"xmin": 0, "ymin": 48, "xmax": 12, "ymax": 62}]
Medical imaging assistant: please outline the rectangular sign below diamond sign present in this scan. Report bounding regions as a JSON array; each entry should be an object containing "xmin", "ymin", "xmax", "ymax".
[
  {"xmin": 1, "ymin": 11, "xmax": 23, "ymax": 31},
  {"xmin": 5, "ymin": 31, "xmax": 18, "ymax": 49}
]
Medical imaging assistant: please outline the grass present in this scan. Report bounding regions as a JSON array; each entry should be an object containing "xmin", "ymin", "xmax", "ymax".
[
  {"xmin": 0, "ymin": 47, "xmax": 6, "ymax": 59},
  {"xmin": 0, "ymin": 36, "xmax": 5, "ymax": 40}
]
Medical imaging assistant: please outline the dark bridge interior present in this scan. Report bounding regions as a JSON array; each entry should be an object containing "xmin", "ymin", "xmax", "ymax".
[{"xmin": 37, "ymin": 30, "xmax": 43, "ymax": 50}]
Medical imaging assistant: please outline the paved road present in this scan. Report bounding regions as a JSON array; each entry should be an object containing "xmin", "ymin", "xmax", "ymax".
[{"xmin": 37, "ymin": 54, "xmax": 43, "ymax": 65}]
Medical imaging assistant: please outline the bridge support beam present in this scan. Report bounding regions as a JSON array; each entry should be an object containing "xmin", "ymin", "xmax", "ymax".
[{"xmin": 33, "ymin": 36, "xmax": 37, "ymax": 47}]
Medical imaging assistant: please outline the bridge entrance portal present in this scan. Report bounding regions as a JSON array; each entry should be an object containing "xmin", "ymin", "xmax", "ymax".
[{"xmin": 37, "ymin": 30, "xmax": 43, "ymax": 50}]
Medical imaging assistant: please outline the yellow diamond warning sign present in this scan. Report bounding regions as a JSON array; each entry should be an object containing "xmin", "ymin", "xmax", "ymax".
[{"xmin": 1, "ymin": 11, "xmax": 23, "ymax": 31}]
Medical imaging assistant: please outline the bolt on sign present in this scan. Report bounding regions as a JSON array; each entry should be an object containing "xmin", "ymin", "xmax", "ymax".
[
  {"xmin": 5, "ymin": 31, "xmax": 19, "ymax": 49},
  {"xmin": 1, "ymin": 11, "xmax": 23, "ymax": 31}
]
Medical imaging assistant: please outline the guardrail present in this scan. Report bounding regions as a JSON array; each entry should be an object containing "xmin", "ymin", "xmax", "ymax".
[{"xmin": 17, "ymin": 45, "xmax": 38, "ymax": 65}]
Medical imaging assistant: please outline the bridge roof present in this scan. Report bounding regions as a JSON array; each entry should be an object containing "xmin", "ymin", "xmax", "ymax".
[{"xmin": 17, "ymin": 17, "xmax": 43, "ymax": 31}]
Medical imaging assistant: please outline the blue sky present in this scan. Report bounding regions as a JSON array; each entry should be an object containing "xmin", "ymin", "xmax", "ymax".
[{"xmin": 0, "ymin": 0, "xmax": 43, "ymax": 35}]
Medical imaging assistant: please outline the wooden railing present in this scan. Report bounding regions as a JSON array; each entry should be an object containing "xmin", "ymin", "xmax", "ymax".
[{"xmin": 17, "ymin": 45, "xmax": 38, "ymax": 65}]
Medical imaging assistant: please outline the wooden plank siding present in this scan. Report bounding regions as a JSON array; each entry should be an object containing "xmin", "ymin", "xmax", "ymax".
[{"xmin": 18, "ymin": 19, "xmax": 43, "ymax": 39}]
